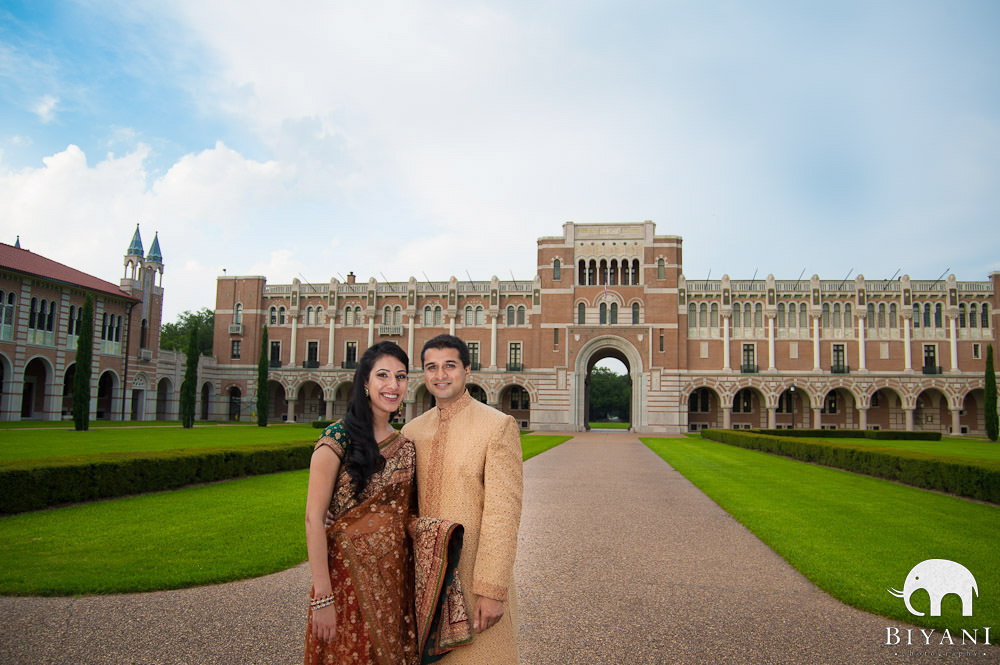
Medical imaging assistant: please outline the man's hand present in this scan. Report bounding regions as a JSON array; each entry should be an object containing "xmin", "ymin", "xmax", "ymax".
[{"xmin": 473, "ymin": 596, "xmax": 504, "ymax": 633}]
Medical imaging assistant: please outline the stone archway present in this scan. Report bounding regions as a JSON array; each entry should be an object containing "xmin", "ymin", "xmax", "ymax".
[{"xmin": 572, "ymin": 335, "xmax": 644, "ymax": 432}]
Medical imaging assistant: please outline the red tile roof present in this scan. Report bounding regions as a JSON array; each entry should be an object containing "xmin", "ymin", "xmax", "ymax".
[{"xmin": 0, "ymin": 242, "xmax": 139, "ymax": 302}]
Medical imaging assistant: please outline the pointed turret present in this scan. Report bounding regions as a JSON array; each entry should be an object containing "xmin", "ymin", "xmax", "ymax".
[
  {"xmin": 127, "ymin": 224, "xmax": 144, "ymax": 258},
  {"xmin": 14, "ymin": 235, "xmax": 20, "ymax": 248},
  {"xmin": 147, "ymin": 232, "xmax": 163, "ymax": 264}
]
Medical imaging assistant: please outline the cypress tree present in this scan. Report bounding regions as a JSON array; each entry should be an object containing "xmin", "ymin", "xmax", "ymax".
[
  {"xmin": 986, "ymin": 344, "xmax": 998, "ymax": 442},
  {"xmin": 72, "ymin": 294, "xmax": 94, "ymax": 431},
  {"xmin": 180, "ymin": 325, "xmax": 199, "ymax": 428},
  {"xmin": 257, "ymin": 325, "xmax": 269, "ymax": 427}
]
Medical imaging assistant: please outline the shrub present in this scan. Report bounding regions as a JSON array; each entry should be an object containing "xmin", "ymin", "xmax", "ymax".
[{"xmin": 0, "ymin": 442, "xmax": 313, "ymax": 515}]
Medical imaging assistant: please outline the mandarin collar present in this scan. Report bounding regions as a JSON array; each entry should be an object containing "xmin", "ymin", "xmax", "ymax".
[{"xmin": 437, "ymin": 390, "xmax": 472, "ymax": 422}]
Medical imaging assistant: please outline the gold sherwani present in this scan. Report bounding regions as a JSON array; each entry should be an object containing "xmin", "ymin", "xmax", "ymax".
[{"xmin": 403, "ymin": 391, "xmax": 523, "ymax": 665}]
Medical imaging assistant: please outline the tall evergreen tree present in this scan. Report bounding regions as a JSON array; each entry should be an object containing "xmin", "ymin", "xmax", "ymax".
[
  {"xmin": 180, "ymin": 325, "xmax": 199, "ymax": 428},
  {"xmin": 986, "ymin": 344, "xmax": 998, "ymax": 442},
  {"xmin": 257, "ymin": 325, "xmax": 269, "ymax": 427},
  {"xmin": 72, "ymin": 294, "xmax": 95, "ymax": 431}
]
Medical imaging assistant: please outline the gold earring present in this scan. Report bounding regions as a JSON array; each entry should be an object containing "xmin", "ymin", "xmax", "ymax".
[{"xmin": 364, "ymin": 387, "xmax": 370, "ymax": 397}]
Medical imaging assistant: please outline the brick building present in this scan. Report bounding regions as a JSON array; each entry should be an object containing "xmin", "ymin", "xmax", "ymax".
[{"xmin": 211, "ymin": 221, "xmax": 999, "ymax": 435}]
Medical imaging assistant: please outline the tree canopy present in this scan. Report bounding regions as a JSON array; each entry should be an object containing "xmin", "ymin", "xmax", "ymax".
[
  {"xmin": 160, "ymin": 308, "xmax": 214, "ymax": 356},
  {"xmin": 588, "ymin": 366, "xmax": 630, "ymax": 422}
]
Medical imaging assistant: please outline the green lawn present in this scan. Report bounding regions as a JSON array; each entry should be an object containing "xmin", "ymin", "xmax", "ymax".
[
  {"xmin": 642, "ymin": 436, "xmax": 999, "ymax": 633},
  {"xmin": 806, "ymin": 435, "xmax": 1000, "ymax": 461},
  {"xmin": 0, "ymin": 434, "xmax": 569, "ymax": 596},
  {"xmin": 0, "ymin": 420, "xmax": 197, "ymax": 430},
  {"xmin": 588, "ymin": 421, "xmax": 630, "ymax": 429},
  {"xmin": 0, "ymin": 423, "xmax": 317, "ymax": 461}
]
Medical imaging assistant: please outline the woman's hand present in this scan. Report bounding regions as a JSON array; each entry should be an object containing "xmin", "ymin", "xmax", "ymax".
[{"xmin": 312, "ymin": 603, "xmax": 337, "ymax": 642}]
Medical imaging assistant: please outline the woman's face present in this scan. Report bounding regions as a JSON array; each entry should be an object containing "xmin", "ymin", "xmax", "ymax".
[{"xmin": 365, "ymin": 354, "xmax": 408, "ymax": 419}]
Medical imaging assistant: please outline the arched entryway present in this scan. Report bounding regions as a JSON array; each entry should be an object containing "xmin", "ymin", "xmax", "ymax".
[
  {"xmin": 820, "ymin": 387, "xmax": 859, "ymax": 430},
  {"xmin": 156, "ymin": 378, "xmax": 173, "ymax": 420},
  {"xmin": 96, "ymin": 370, "xmax": 118, "ymax": 420},
  {"xmin": 62, "ymin": 363, "xmax": 75, "ymax": 418},
  {"xmin": 468, "ymin": 383, "xmax": 487, "ymax": 404},
  {"xmin": 572, "ymin": 335, "xmax": 643, "ymax": 432},
  {"xmin": 296, "ymin": 380, "xmax": 324, "ymax": 422},
  {"xmin": 774, "ymin": 385, "xmax": 809, "ymax": 429},
  {"xmin": 22, "ymin": 357, "xmax": 52, "ymax": 420},
  {"xmin": 228, "ymin": 386, "xmax": 242, "ymax": 421},
  {"xmin": 499, "ymin": 384, "xmax": 530, "ymax": 428},
  {"xmin": 914, "ymin": 388, "xmax": 949, "ymax": 433},
  {"xmin": 868, "ymin": 388, "xmax": 904, "ymax": 430},
  {"xmin": 960, "ymin": 389, "xmax": 984, "ymax": 436},
  {"xmin": 200, "ymin": 382, "xmax": 212, "ymax": 421},
  {"xmin": 687, "ymin": 386, "xmax": 722, "ymax": 431},
  {"xmin": 731, "ymin": 386, "xmax": 766, "ymax": 429},
  {"xmin": 0, "ymin": 353, "xmax": 12, "ymax": 421}
]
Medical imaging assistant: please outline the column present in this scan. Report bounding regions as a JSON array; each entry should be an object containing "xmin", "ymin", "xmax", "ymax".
[
  {"xmin": 722, "ymin": 317, "xmax": 731, "ymax": 370},
  {"xmin": 327, "ymin": 317, "xmax": 336, "ymax": 367},
  {"xmin": 490, "ymin": 316, "xmax": 498, "ymax": 369},
  {"xmin": 767, "ymin": 406, "xmax": 776, "ymax": 429},
  {"xmin": 858, "ymin": 406, "xmax": 868, "ymax": 431},
  {"xmin": 767, "ymin": 317, "xmax": 775, "ymax": 371},
  {"xmin": 722, "ymin": 405, "xmax": 732, "ymax": 429},
  {"xmin": 449, "ymin": 316, "xmax": 455, "ymax": 336},
  {"xmin": 904, "ymin": 407, "xmax": 914, "ymax": 432},
  {"xmin": 857, "ymin": 317, "xmax": 867, "ymax": 370},
  {"xmin": 812, "ymin": 316, "xmax": 821, "ymax": 370},
  {"xmin": 949, "ymin": 316, "xmax": 958, "ymax": 372},
  {"xmin": 367, "ymin": 317, "xmax": 374, "ymax": 347},
  {"xmin": 950, "ymin": 406, "xmax": 961, "ymax": 435},
  {"xmin": 289, "ymin": 318, "xmax": 298, "ymax": 368},
  {"xmin": 812, "ymin": 406, "xmax": 822, "ymax": 430},
  {"xmin": 903, "ymin": 319, "xmax": 912, "ymax": 370},
  {"xmin": 286, "ymin": 397, "xmax": 296, "ymax": 423},
  {"xmin": 407, "ymin": 317, "xmax": 415, "ymax": 367},
  {"xmin": 324, "ymin": 399, "xmax": 334, "ymax": 421}
]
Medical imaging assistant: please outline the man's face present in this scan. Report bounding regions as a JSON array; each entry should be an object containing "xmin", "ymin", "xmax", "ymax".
[{"xmin": 422, "ymin": 346, "xmax": 470, "ymax": 407}]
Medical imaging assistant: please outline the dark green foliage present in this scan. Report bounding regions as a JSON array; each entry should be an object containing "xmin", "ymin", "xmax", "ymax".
[
  {"xmin": 159, "ymin": 308, "xmax": 214, "ymax": 355},
  {"xmin": 986, "ymin": 344, "xmax": 998, "ymax": 442},
  {"xmin": 180, "ymin": 327, "xmax": 199, "ymax": 428},
  {"xmin": 257, "ymin": 326, "xmax": 269, "ymax": 427},
  {"xmin": 757, "ymin": 429, "xmax": 941, "ymax": 441},
  {"xmin": 71, "ymin": 295, "xmax": 95, "ymax": 432},
  {"xmin": 0, "ymin": 443, "xmax": 314, "ymax": 514},
  {"xmin": 702, "ymin": 429, "xmax": 1000, "ymax": 504},
  {"xmin": 588, "ymin": 366, "xmax": 629, "ymax": 421}
]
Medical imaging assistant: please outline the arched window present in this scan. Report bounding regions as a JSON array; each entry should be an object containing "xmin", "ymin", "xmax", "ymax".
[
  {"xmin": 47, "ymin": 302, "xmax": 56, "ymax": 331},
  {"xmin": 506, "ymin": 306, "xmax": 515, "ymax": 325},
  {"xmin": 345, "ymin": 307, "xmax": 353, "ymax": 326},
  {"xmin": 553, "ymin": 258, "xmax": 561, "ymax": 280},
  {"xmin": 423, "ymin": 306, "xmax": 431, "ymax": 323},
  {"xmin": 279, "ymin": 307, "xmax": 286, "ymax": 325},
  {"xmin": 317, "ymin": 306, "xmax": 324, "ymax": 324},
  {"xmin": 777, "ymin": 303, "xmax": 786, "ymax": 327},
  {"xmin": 578, "ymin": 302, "xmax": 586, "ymax": 325},
  {"xmin": 115, "ymin": 315, "xmax": 122, "ymax": 342},
  {"xmin": 923, "ymin": 303, "xmax": 931, "ymax": 328},
  {"xmin": 609, "ymin": 260, "xmax": 618, "ymax": 285},
  {"xmin": 599, "ymin": 259, "xmax": 608, "ymax": 285},
  {"xmin": 844, "ymin": 303, "xmax": 852, "ymax": 328},
  {"xmin": 68, "ymin": 305, "xmax": 77, "ymax": 335},
  {"xmin": 621, "ymin": 261, "xmax": 630, "ymax": 285},
  {"xmin": 753, "ymin": 303, "xmax": 762, "ymax": 328},
  {"xmin": 383, "ymin": 306, "xmax": 391, "ymax": 324},
  {"xmin": 632, "ymin": 302, "xmax": 640, "ymax": 324},
  {"xmin": 958, "ymin": 303, "xmax": 967, "ymax": 328},
  {"xmin": 234, "ymin": 303, "xmax": 243, "ymax": 324},
  {"xmin": 688, "ymin": 303, "xmax": 697, "ymax": 328},
  {"xmin": 434, "ymin": 306, "xmax": 442, "ymax": 325},
  {"xmin": 788, "ymin": 303, "xmax": 797, "ymax": 329},
  {"xmin": 610, "ymin": 303, "xmax": 618, "ymax": 324},
  {"xmin": 140, "ymin": 318, "xmax": 148, "ymax": 348},
  {"xmin": 475, "ymin": 306, "xmax": 484, "ymax": 325},
  {"xmin": 632, "ymin": 259, "xmax": 640, "ymax": 284},
  {"xmin": 889, "ymin": 304, "xmax": 897, "ymax": 328},
  {"xmin": 867, "ymin": 303, "xmax": 875, "ymax": 328},
  {"xmin": 710, "ymin": 303, "xmax": 718, "ymax": 328},
  {"xmin": 100, "ymin": 312, "xmax": 108, "ymax": 340},
  {"xmin": 699, "ymin": 303, "xmax": 708, "ymax": 328},
  {"xmin": 599, "ymin": 303, "xmax": 607, "ymax": 324},
  {"xmin": 517, "ymin": 305, "xmax": 526, "ymax": 325},
  {"xmin": 822, "ymin": 303, "xmax": 830, "ymax": 328},
  {"xmin": 29, "ymin": 297, "xmax": 38, "ymax": 329},
  {"xmin": 832, "ymin": 303, "xmax": 841, "ymax": 329},
  {"xmin": 394, "ymin": 306, "xmax": 402, "ymax": 325},
  {"xmin": 934, "ymin": 303, "xmax": 942, "ymax": 328},
  {"xmin": 465, "ymin": 306, "xmax": 474, "ymax": 325},
  {"xmin": 913, "ymin": 304, "xmax": 921, "ymax": 328},
  {"xmin": 0, "ymin": 291, "xmax": 16, "ymax": 338},
  {"xmin": 799, "ymin": 303, "xmax": 808, "ymax": 328},
  {"xmin": 588, "ymin": 260, "xmax": 597, "ymax": 286},
  {"xmin": 969, "ymin": 303, "xmax": 978, "ymax": 328},
  {"xmin": 733, "ymin": 302, "xmax": 741, "ymax": 328},
  {"xmin": 578, "ymin": 260, "xmax": 586, "ymax": 285},
  {"xmin": 983, "ymin": 303, "xmax": 990, "ymax": 328},
  {"xmin": 270, "ymin": 307, "xmax": 277, "ymax": 325},
  {"xmin": 657, "ymin": 258, "xmax": 665, "ymax": 279},
  {"xmin": 878, "ymin": 303, "xmax": 886, "ymax": 329}
]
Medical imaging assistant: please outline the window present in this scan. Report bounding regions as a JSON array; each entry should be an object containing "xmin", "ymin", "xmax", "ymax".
[
  {"xmin": 553, "ymin": 259, "xmax": 561, "ymax": 280},
  {"xmin": 588, "ymin": 260, "xmax": 596, "ymax": 286},
  {"xmin": 468, "ymin": 341, "xmax": 480, "ymax": 369},
  {"xmin": 578, "ymin": 260, "xmax": 586, "ymax": 285},
  {"xmin": 744, "ymin": 303, "xmax": 752, "ymax": 328},
  {"xmin": 923, "ymin": 303, "xmax": 931, "ymax": 328},
  {"xmin": 832, "ymin": 304, "xmax": 841, "ymax": 329},
  {"xmin": 234, "ymin": 303, "xmax": 243, "ymax": 324},
  {"xmin": 270, "ymin": 340, "xmax": 281, "ymax": 365},
  {"xmin": 871, "ymin": 391, "xmax": 880, "ymax": 408},
  {"xmin": 279, "ymin": 307, "xmax": 286, "ymax": 325},
  {"xmin": 423, "ymin": 305, "xmax": 432, "ymax": 323},
  {"xmin": 754, "ymin": 303, "xmax": 762, "ymax": 328},
  {"xmin": 475, "ymin": 306, "xmax": 484, "ymax": 325},
  {"xmin": 959, "ymin": 303, "xmax": 967, "ymax": 328},
  {"xmin": 609, "ymin": 260, "xmax": 618, "ymax": 285},
  {"xmin": 658, "ymin": 332, "xmax": 664, "ymax": 353},
  {"xmin": 553, "ymin": 328, "xmax": 559, "ymax": 347},
  {"xmin": 599, "ymin": 260, "xmax": 608, "ymax": 285},
  {"xmin": 878, "ymin": 303, "xmax": 886, "ymax": 329},
  {"xmin": 345, "ymin": 306, "xmax": 354, "ymax": 326},
  {"xmin": 657, "ymin": 258, "xmax": 665, "ymax": 279},
  {"xmin": 345, "ymin": 341, "xmax": 358, "ymax": 365},
  {"xmin": 733, "ymin": 303, "xmax": 741, "ymax": 328},
  {"xmin": 307, "ymin": 341, "xmax": 319, "ymax": 364},
  {"xmin": 0, "ymin": 291, "xmax": 15, "ymax": 340},
  {"xmin": 140, "ymin": 318, "xmax": 148, "ymax": 348},
  {"xmin": 610, "ymin": 303, "xmax": 618, "ymax": 325},
  {"xmin": 506, "ymin": 306, "xmax": 515, "ymax": 325},
  {"xmin": 509, "ymin": 386, "xmax": 530, "ymax": 410},
  {"xmin": 578, "ymin": 302, "xmax": 586, "ymax": 325},
  {"xmin": 733, "ymin": 389, "xmax": 753, "ymax": 413},
  {"xmin": 923, "ymin": 345, "xmax": 937, "ymax": 370},
  {"xmin": 115, "ymin": 316, "xmax": 122, "ymax": 342},
  {"xmin": 508, "ymin": 342, "xmax": 522, "ymax": 371},
  {"xmin": 632, "ymin": 303, "xmax": 640, "ymax": 324},
  {"xmin": 776, "ymin": 390, "xmax": 794, "ymax": 414},
  {"xmin": 517, "ymin": 305, "xmax": 526, "ymax": 325},
  {"xmin": 777, "ymin": 303, "xmax": 785, "ymax": 327},
  {"xmin": 688, "ymin": 388, "xmax": 710, "ymax": 412},
  {"xmin": 28, "ymin": 297, "xmax": 37, "ymax": 330},
  {"xmin": 822, "ymin": 303, "xmax": 830, "ymax": 328},
  {"xmin": 844, "ymin": 303, "xmax": 852, "ymax": 328},
  {"xmin": 68, "ymin": 305, "xmax": 77, "ymax": 335},
  {"xmin": 832, "ymin": 344, "xmax": 846, "ymax": 370},
  {"xmin": 231, "ymin": 340, "xmax": 241, "ymax": 359},
  {"xmin": 889, "ymin": 304, "xmax": 897, "ymax": 328},
  {"xmin": 688, "ymin": 303, "xmax": 697, "ymax": 329},
  {"xmin": 983, "ymin": 303, "xmax": 990, "ymax": 328},
  {"xmin": 599, "ymin": 303, "xmax": 607, "ymax": 324},
  {"xmin": 823, "ymin": 393, "xmax": 838, "ymax": 414},
  {"xmin": 973, "ymin": 343, "xmax": 981, "ymax": 360},
  {"xmin": 742, "ymin": 344, "xmax": 755, "ymax": 371},
  {"xmin": 970, "ymin": 303, "xmax": 978, "ymax": 328},
  {"xmin": 710, "ymin": 303, "xmax": 718, "ymax": 328},
  {"xmin": 434, "ymin": 306, "xmax": 442, "ymax": 325},
  {"xmin": 632, "ymin": 259, "xmax": 639, "ymax": 285},
  {"xmin": 799, "ymin": 303, "xmax": 808, "ymax": 328},
  {"xmin": 934, "ymin": 303, "xmax": 942, "ymax": 328},
  {"xmin": 466, "ymin": 305, "xmax": 476, "ymax": 325},
  {"xmin": 383, "ymin": 306, "xmax": 392, "ymax": 324},
  {"xmin": 270, "ymin": 307, "xmax": 277, "ymax": 325}
]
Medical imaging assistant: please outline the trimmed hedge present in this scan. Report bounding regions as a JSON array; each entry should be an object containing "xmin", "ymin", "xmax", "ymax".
[
  {"xmin": 0, "ymin": 442, "xmax": 314, "ymax": 515},
  {"xmin": 753, "ymin": 428, "xmax": 941, "ymax": 441},
  {"xmin": 311, "ymin": 420, "xmax": 405, "ymax": 430},
  {"xmin": 702, "ymin": 429, "xmax": 1000, "ymax": 504}
]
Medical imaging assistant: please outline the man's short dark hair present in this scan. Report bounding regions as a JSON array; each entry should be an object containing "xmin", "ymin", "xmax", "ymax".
[{"xmin": 421, "ymin": 334, "xmax": 471, "ymax": 368}]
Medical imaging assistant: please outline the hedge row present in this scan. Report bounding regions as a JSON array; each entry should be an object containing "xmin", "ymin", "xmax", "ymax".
[
  {"xmin": 701, "ymin": 429, "xmax": 1000, "ymax": 504},
  {"xmin": 0, "ymin": 442, "xmax": 314, "ymax": 515},
  {"xmin": 311, "ymin": 420, "xmax": 405, "ymax": 431},
  {"xmin": 753, "ymin": 429, "xmax": 941, "ymax": 441}
]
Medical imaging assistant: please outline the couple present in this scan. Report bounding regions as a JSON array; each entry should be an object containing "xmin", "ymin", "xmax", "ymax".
[{"xmin": 304, "ymin": 334, "xmax": 523, "ymax": 665}]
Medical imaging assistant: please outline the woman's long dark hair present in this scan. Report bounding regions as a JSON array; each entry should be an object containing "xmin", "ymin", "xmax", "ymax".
[{"xmin": 343, "ymin": 341, "xmax": 409, "ymax": 497}]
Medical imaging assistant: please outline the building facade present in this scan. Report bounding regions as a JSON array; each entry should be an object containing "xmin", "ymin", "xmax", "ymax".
[
  {"xmin": 0, "ymin": 228, "xmax": 181, "ymax": 422},
  {"xmin": 211, "ymin": 221, "xmax": 999, "ymax": 436}
]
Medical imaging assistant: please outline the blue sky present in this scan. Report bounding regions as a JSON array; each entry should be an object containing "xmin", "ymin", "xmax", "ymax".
[{"xmin": 2, "ymin": 0, "xmax": 999, "ymax": 323}]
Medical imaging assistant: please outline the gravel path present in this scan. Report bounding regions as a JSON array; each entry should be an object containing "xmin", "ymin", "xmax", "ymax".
[{"xmin": 1, "ymin": 431, "xmax": 995, "ymax": 664}]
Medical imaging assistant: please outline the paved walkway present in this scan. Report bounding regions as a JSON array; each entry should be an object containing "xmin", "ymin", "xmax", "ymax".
[{"xmin": 1, "ymin": 432, "xmax": 996, "ymax": 664}]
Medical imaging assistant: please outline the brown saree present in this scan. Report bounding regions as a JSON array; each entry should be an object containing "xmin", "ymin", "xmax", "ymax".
[{"xmin": 304, "ymin": 422, "xmax": 470, "ymax": 665}]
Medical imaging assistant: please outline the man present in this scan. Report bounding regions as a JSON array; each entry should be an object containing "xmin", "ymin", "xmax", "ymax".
[{"xmin": 403, "ymin": 334, "xmax": 523, "ymax": 664}]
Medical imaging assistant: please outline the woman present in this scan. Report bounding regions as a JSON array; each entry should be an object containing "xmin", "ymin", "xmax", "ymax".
[{"xmin": 303, "ymin": 342, "xmax": 470, "ymax": 665}]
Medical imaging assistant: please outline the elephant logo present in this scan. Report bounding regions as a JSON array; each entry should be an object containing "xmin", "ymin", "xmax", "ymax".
[{"xmin": 888, "ymin": 559, "xmax": 978, "ymax": 617}]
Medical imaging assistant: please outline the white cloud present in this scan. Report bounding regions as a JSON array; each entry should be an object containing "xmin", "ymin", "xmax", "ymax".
[{"xmin": 33, "ymin": 95, "xmax": 59, "ymax": 123}]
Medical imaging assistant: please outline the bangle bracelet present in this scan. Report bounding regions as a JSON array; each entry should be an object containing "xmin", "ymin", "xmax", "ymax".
[{"xmin": 310, "ymin": 594, "xmax": 335, "ymax": 611}]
